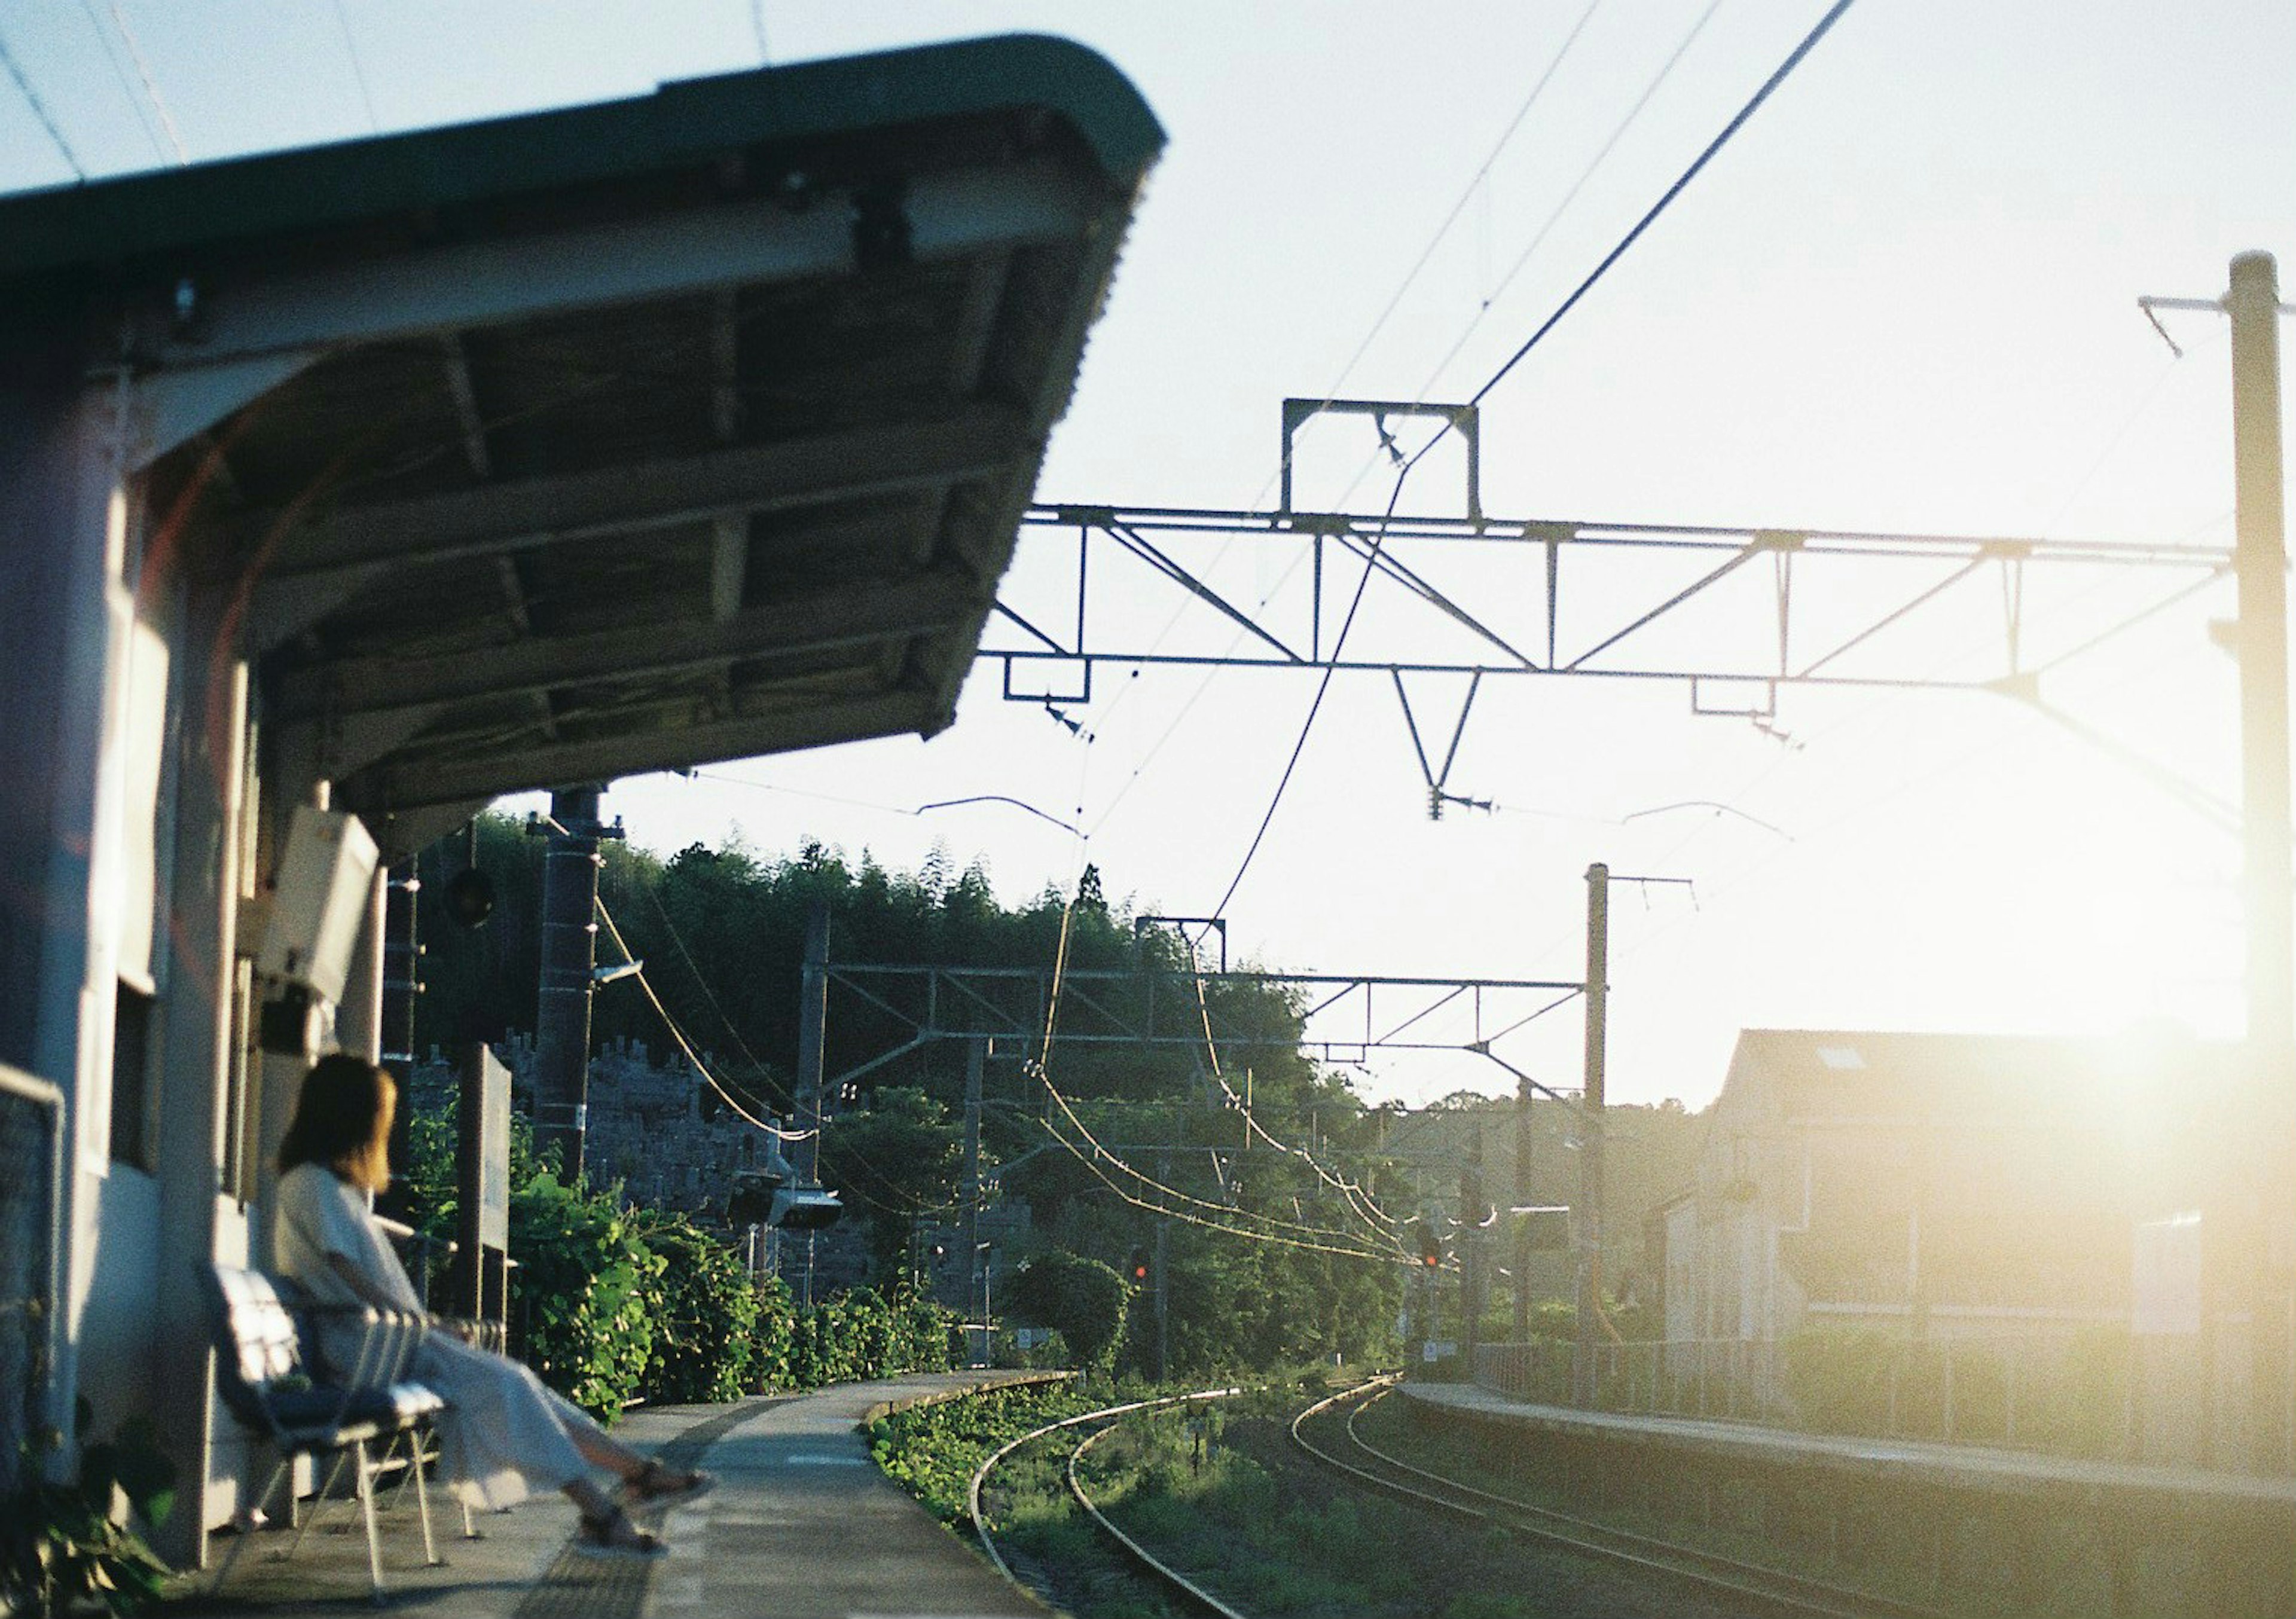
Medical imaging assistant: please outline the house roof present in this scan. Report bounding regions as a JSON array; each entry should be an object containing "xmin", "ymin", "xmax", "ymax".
[
  {"xmin": 8, "ymin": 36, "xmax": 1161, "ymax": 854},
  {"xmin": 1712, "ymin": 1027, "xmax": 2237, "ymax": 1126}
]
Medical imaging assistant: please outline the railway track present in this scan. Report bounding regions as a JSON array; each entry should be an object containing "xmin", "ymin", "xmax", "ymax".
[
  {"xmin": 967, "ymin": 1386, "xmax": 1245, "ymax": 1617},
  {"xmin": 1290, "ymin": 1379, "xmax": 1953, "ymax": 1619}
]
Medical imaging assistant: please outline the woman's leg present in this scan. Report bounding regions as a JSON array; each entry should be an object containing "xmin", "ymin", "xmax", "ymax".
[{"xmin": 531, "ymin": 1381, "xmax": 705, "ymax": 1496}]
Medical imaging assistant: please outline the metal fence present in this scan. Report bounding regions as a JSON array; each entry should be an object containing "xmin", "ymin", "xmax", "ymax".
[
  {"xmin": 1473, "ymin": 1330, "xmax": 2148, "ymax": 1462},
  {"xmin": 0, "ymin": 1065, "xmax": 65, "ymax": 1498}
]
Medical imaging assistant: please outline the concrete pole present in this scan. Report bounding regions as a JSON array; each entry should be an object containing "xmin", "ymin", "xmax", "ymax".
[
  {"xmin": 793, "ymin": 899, "xmax": 829, "ymax": 1308},
  {"xmin": 963, "ymin": 1036, "xmax": 983, "ymax": 1363},
  {"xmin": 1155, "ymin": 1150, "xmax": 1172, "ymax": 1382},
  {"xmin": 379, "ymin": 859, "xmax": 420, "ymax": 1074},
  {"xmin": 1514, "ymin": 1074, "xmax": 1534, "ymax": 1343},
  {"xmin": 1463, "ymin": 1128, "xmax": 1483, "ymax": 1374},
  {"xmin": 532, "ymin": 786, "xmax": 603, "ymax": 1181},
  {"xmin": 1574, "ymin": 863, "xmax": 1610, "ymax": 1409},
  {"xmin": 2229, "ymin": 251, "xmax": 2293, "ymax": 1473}
]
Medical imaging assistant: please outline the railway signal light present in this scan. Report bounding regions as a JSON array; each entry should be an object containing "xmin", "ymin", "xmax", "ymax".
[
  {"xmin": 1415, "ymin": 1227, "xmax": 1443, "ymax": 1269},
  {"xmin": 1128, "ymin": 1247, "xmax": 1150, "ymax": 1284}
]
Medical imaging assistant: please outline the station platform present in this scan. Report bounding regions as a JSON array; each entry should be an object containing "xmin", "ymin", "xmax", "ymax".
[
  {"xmin": 187, "ymin": 1370, "xmax": 1059, "ymax": 1619},
  {"xmin": 1402, "ymin": 1380, "xmax": 2296, "ymax": 1513},
  {"xmin": 1400, "ymin": 1380, "xmax": 2296, "ymax": 1617}
]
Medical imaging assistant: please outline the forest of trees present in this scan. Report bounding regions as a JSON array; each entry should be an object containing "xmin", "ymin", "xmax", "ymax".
[{"xmin": 409, "ymin": 815, "xmax": 1415, "ymax": 1374}]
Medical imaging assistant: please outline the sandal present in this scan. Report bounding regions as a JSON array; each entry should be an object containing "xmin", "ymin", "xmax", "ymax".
[
  {"xmin": 573, "ymin": 1508, "xmax": 666, "ymax": 1561},
  {"xmin": 626, "ymin": 1459, "xmax": 715, "ymax": 1510}
]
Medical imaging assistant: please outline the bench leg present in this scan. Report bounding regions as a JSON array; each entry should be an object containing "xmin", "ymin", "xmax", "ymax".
[
  {"xmin": 209, "ymin": 1459, "xmax": 288, "ymax": 1598},
  {"xmin": 408, "ymin": 1429, "xmax": 441, "ymax": 1567},
  {"xmin": 353, "ymin": 1439, "xmax": 387, "ymax": 1604},
  {"xmin": 375, "ymin": 1431, "xmax": 409, "ymax": 1511},
  {"xmin": 282, "ymin": 1450, "xmax": 353, "ymax": 1562}
]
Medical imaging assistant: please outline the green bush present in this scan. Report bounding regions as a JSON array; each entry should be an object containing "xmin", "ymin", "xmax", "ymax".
[
  {"xmin": 509, "ymin": 1169, "xmax": 662, "ymax": 1421},
  {"xmin": 1, "ymin": 1405, "xmax": 176, "ymax": 1619},
  {"xmin": 637, "ymin": 1215, "xmax": 758, "ymax": 1404},
  {"xmin": 1004, "ymin": 1250, "xmax": 1128, "ymax": 1371},
  {"xmin": 749, "ymin": 1274, "xmax": 796, "ymax": 1388}
]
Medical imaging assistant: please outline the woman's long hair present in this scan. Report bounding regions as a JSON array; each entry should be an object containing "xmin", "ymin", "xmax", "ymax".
[{"xmin": 278, "ymin": 1052, "xmax": 396, "ymax": 1194}]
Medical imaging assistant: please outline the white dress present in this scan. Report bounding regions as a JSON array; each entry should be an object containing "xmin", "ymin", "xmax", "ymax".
[{"xmin": 273, "ymin": 1162, "xmax": 602, "ymax": 1509}]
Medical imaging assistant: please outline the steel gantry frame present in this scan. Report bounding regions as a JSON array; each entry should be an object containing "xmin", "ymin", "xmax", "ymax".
[
  {"xmin": 992, "ymin": 502, "xmax": 2229, "ymax": 701},
  {"xmin": 819, "ymin": 961, "xmax": 1583, "ymax": 1098}
]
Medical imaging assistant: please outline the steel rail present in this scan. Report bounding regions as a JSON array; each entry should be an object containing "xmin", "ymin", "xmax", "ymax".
[
  {"xmin": 1068, "ymin": 1413, "xmax": 1250, "ymax": 1619},
  {"xmin": 1290, "ymin": 1380, "xmax": 1951, "ymax": 1619},
  {"xmin": 966, "ymin": 1386, "xmax": 1241, "ymax": 1606}
]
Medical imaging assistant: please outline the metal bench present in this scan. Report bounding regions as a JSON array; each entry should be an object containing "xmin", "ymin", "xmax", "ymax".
[{"xmin": 197, "ymin": 1264, "xmax": 447, "ymax": 1603}]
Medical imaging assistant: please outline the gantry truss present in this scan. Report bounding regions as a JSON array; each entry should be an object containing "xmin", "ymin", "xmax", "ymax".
[
  {"xmin": 821, "ymin": 961, "xmax": 1580, "ymax": 1095},
  {"xmin": 987, "ymin": 500, "xmax": 2232, "ymax": 797}
]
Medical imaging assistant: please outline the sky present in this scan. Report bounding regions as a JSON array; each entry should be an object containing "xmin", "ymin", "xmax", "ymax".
[{"xmin": 4, "ymin": 0, "xmax": 2293, "ymax": 1111}]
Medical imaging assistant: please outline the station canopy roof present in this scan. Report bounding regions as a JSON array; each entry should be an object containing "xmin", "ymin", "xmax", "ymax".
[{"xmin": 1, "ymin": 35, "xmax": 1159, "ymax": 853}]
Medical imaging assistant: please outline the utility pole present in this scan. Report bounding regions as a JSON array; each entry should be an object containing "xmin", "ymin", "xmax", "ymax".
[
  {"xmin": 1462, "ymin": 1128, "xmax": 1483, "ymax": 1373},
  {"xmin": 533, "ymin": 786, "xmax": 615, "ymax": 1181},
  {"xmin": 964, "ymin": 1036, "xmax": 984, "ymax": 1364},
  {"xmin": 1514, "ymin": 1074, "xmax": 1534, "ymax": 1344},
  {"xmin": 1574, "ymin": 862, "xmax": 1610, "ymax": 1410},
  {"xmin": 2229, "ymin": 251, "xmax": 2293, "ymax": 1474},
  {"xmin": 794, "ymin": 899, "xmax": 829, "ymax": 1308},
  {"xmin": 1155, "ymin": 1148, "xmax": 1172, "ymax": 1382},
  {"xmin": 377, "ymin": 859, "xmax": 420, "ymax": 1214}
]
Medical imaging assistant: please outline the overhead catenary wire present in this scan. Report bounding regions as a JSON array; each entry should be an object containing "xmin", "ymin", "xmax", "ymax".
[
  {"xmin": 0, "ymin": 23, "xmax": 86, "ymax": 179},
  {"xmin": 105, "ymin": 1, "xmax": 185, "ymax": 164},
  {"xmin": 1184, "ymin": 2, "xmax": 1861, "ymax": 939},
  {"xmin": 1073, "ymin": 2, "xmax": 1624, "ymax": 814},
  {"xmin": 1178, "ymin": 955, "xmax": 1403, "ymax": 1240},
  {"xmin": 331, "ymin": 0, "xmax": 380, "ymax": 133},
  {"xmin": 1035, "ymin": 1093, "xmax": 1413, "ymax": 1264},
  {"xmin": 1022, "ymin": 888, "xmax": 1412, "ymax": 1256},
  {"xmin": 1298, "ymin": 0, "xmax": 1735, "ymax": 517},
  {"xmin": 74, "ymin": 0, "xmax": 164, "ymax": 165},
  {"xmin": 1405, "ymin": 0, "xmax": 1729, "ymax": 410},
  {"xmin": 588, "ymin": 875, "xmax": 968, "ymax": 1218},
  {"xmin": 1458, "ymin": 0, "xmax": 1859, "ymax": 416},
  {"xmin": 591, "ymin": 894, "xmax": 813, "ymax": 1143}
]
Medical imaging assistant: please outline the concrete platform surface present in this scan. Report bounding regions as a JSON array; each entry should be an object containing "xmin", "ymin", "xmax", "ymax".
[
  {"xmin": 1404, "ymin": 1380, "xmax": 2296, "ymax": 1513},
  {"xmin": 184, "ymin": 1370, "xmax": 1061, "ymax": 1619}
]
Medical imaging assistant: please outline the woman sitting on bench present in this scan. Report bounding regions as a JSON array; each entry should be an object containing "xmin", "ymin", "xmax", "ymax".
[{"xmin": 274, "ymin": 1053, "xmax": 709, "ymax": 1560}]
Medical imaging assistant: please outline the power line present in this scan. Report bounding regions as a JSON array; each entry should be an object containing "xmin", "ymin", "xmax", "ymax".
[
  {"xmin": 332, "ymin": 0, "xmax": 380, "ymax": 133},
  {"xmin": 1034, "ymin": 1079, "xmax": 1407, "ymax": 1260},
  {"xmin": 1462, "ymin": 0, "xmax": 1859, "ymax": 413},
  {"xmin": 0, "ymin": 23, "xmax": 85, "ymax": 179},
  {"xmin": 1313, "ymin": 0, "xmax": 1732, "ymax": 517},
  {"xmin": 1197, "ymin": 456, "xmax": 1419, "ymax": 930},
  {"xmin": 592, "ymin": 895, "xmax": 811, "ymax": 1141},
  {"xmin": 1176, "ymin": 0, "xmax": 1860, "ymax": 928},
  {"xmin": 1069, "ymin": 2, "xmax": 1612, "ymax": 789},
  {"xmin": 1318, "ymin": 0, "xmax": 1610, "ymax": 405},
  {"xmin": 74, "ymin": 0, "xmax": 164, "ymax": 164},
  {"xmin": 1021, "ymin": 878, "xmax": 1407, "ymax": 1258},
  {"xmin": 1086, "ymin": 0, "xmax": 1849, "ymax": 851},
  {"xmin": 1412, "ymin": 0, "xmax": 1729, "ymax": 407},
  {"xmin": 599, "ymin": 879, "xmax": 964, "ymax": 1217},
  {"xmin": 105, "ymin": 2, "xmax": 186, "ymax": 164}
]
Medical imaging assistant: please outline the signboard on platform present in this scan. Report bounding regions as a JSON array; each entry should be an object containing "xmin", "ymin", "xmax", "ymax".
[{"xmin": 457, "ymin": 1043, "xmax": 512, "ymax": 1324}]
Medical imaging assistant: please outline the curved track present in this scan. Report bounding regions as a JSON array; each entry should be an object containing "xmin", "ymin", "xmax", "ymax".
[
  {"xmin": 1290, "ymin": 1379, "xmax": 1951, "ymax": 1619},
  {"xmin": 969, "ymin": 1386, "xmax": 1245, "ymax": 1617}
]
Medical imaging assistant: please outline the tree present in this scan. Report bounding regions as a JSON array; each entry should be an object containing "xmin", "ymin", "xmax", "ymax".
[
  {"xmin": 817, "ymin": 1088, "xmax": 963, "ymax": 1275},
  {"xmin": 1004, "ymin": 1250, "xmax": 1128, "ymax": 1371}
]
